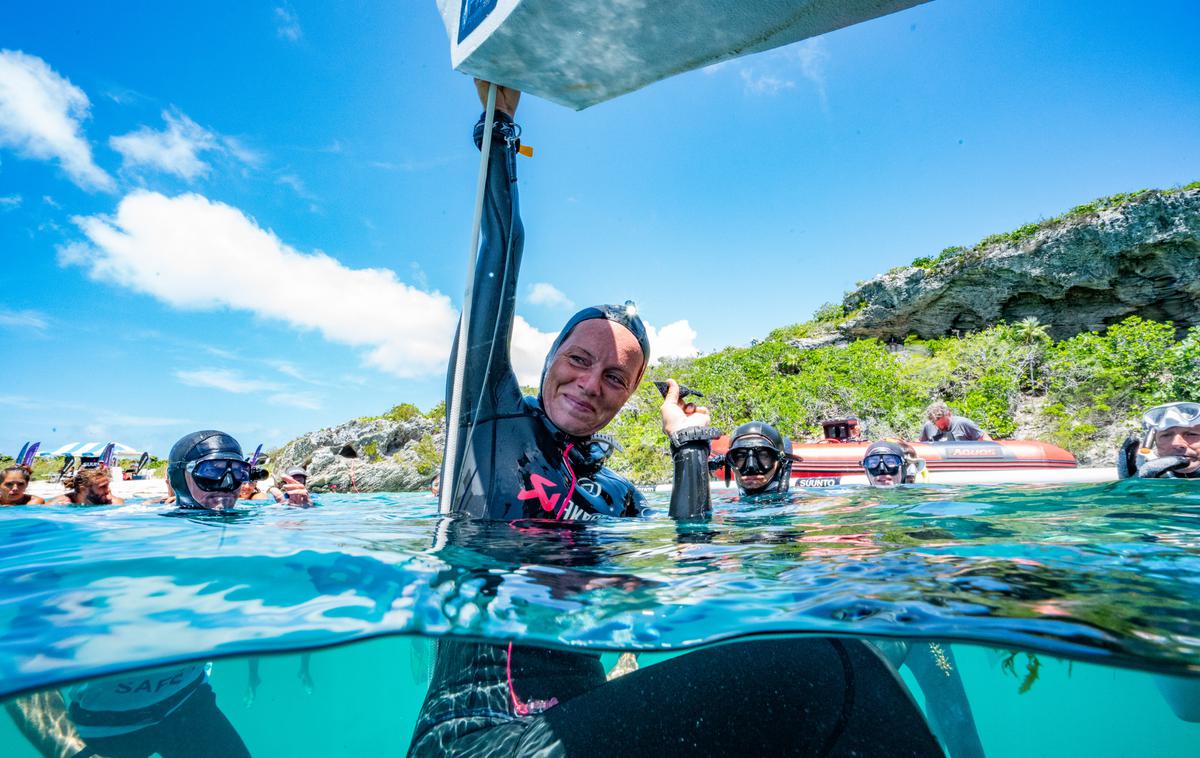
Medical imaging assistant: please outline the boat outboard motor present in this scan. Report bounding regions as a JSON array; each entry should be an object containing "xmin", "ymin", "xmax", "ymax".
[{"xmin": 724, "ymin": 421, "xmax": 792, "ymax": 497}]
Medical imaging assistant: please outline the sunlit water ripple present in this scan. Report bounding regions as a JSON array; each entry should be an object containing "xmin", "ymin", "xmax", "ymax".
[{"xmin": 1, "ymin": 480, "xmax": 1197, "ymax": 698}]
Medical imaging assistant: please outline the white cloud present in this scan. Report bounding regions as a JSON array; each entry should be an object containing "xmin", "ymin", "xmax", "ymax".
[
  {"xmin": 274, "ymin": 7, "xmax": 302, "ymax": 42},
  {"xmin": 109, "ymin": 110, "xmax": 228, "ymax": 181},
  {"xmin": 511, "ymin": 315, "xmax": 558, "ymax": 385},
  {"xmin": 0, "ymin": 193, "xmax": 20, "ymax": 209},
  {"xmin": 716, "ymin": 39, "xmax": 830, "ymax": 106},
  {"xmin": 0, "ymin": 49, "xmax": 113, "ymax": 191},
  {"xmin": 509, "ymin": 316, "xmax": 700, "ymax": 386},
  {"xmin": 527, "ymin": 282, "xmax": 574, "ymax": 309},
  {"xmin": 67, "ymin": 191, "xmax": 460, "ymax": 378},
  {"xmin": 0, "ymin": 307, "xmax": 48, "ymax": 331},
  {"xmin": 219, "ymin": 135, "xmax": 263, "ymax": 168},
  {"xmin": 646, "ymin": 319, "xmax": 700, "ymax": 363},
  {"xmin": 175, "ymin": 368, "xmax": 282, "ymax": 394}
]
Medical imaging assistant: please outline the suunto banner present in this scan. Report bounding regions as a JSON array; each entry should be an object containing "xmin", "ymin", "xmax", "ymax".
[{"xmin": 436, "ymin": 0, "xmax": 929, "ymax": 110}]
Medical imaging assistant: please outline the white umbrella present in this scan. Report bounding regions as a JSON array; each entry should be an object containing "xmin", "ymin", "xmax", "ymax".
[{"xmin": 46, "ymin": 442, "xmax": 144, "ymax": 459}]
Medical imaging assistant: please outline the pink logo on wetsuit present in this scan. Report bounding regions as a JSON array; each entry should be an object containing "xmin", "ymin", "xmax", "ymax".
[
  {"xmin": 516, "ymin": 444, "xmax": 578, "ymax": 520},
  {"xmin": 516, "ymin": 473, "xmax": 561, "ymax": 513}
]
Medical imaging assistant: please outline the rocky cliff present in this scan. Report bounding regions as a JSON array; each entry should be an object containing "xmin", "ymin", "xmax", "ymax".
[
  {"xmin": 842, "ymin": 187, "xmax": 1200, "ymax": 341},
  {"xmin": 272, "ymin": 413, "xmax": 442, "ymax": 493}
]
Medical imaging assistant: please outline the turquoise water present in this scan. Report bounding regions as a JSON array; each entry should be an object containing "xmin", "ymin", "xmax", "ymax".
[{"xmin": 1, "ymin": 482, "xmax": 1198, "ymax": 755}]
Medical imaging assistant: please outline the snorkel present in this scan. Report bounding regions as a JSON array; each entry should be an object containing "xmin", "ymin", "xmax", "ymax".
[{"xmin": 1123, "ymin": 402, "xmax": 1200, "ymax": 477}]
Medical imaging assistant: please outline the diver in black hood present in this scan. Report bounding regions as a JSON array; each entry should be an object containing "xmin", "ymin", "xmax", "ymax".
[
  {"xmin": 411, "ymin": 81, "xmax": 940, "ymax": 758},
  {"xmin": 168, "ymin": 430, "xmax": 310, "ymax": 509},
  {"xmin": 438, "ymin": 81, "xmax": 714, "ymax": 522},
  {"xmin": 720, "ymin": 421, "xmax": 793, "ymax": 499}
]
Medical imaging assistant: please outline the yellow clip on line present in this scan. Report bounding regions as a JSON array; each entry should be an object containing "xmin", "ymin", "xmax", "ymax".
[{"xmin": 518, "ymin": 144, "xmax": 534, "ymax": 158}]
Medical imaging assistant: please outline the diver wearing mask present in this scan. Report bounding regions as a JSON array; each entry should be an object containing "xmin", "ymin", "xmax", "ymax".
[
  {"xmin": 720, "ymin": 422, "xmax": 793, "ymax": 499},
  {"xmin": 168, "ymin": 430, "xmax": 310, "ymax": 509},
  {"xmin": 1118, "ymin": 402, "xmax": 1200, "ymax": 479},
  {"xmin": 861, "ymin": 440, "xmax": 923, "ymax": 486}
]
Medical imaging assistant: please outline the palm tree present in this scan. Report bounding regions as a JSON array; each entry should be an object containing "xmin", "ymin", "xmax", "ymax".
[{"xmin": 1012, "ymin": 317, "xmax": 1051, "ymax": 386}]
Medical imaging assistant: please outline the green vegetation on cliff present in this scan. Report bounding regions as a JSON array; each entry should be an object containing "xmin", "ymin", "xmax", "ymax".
[
  {"xmin": 901, "ymin": 182, "xmax": 1200, "ymax": 272},
  {"xmin": 605, "ymin": 315, "xmax": 1200, "ymax": 483}
]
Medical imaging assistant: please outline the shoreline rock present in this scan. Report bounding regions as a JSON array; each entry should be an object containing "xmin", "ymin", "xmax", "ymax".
[{"xmin": 842, "ymin": 188, "xmax": 1200, "ymax": 341}]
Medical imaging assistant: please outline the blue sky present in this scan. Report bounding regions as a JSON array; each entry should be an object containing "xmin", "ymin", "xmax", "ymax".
[{"xmin": 2, "ymin": 1, "xmax": 1198, "ymax": 457}]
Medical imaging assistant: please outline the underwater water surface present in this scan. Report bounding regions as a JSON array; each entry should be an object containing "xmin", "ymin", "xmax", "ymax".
[{"xmin": 1, "ymin": 481, "xmax": 1198, "ymax": 755}]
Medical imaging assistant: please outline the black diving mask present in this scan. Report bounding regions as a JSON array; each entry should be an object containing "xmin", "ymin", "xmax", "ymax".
[
  {"xmin": 728, "ymin": 447, "xmax": 780, "ymax": 475},
  {"xmin": 863, "ymin": 453, "xmax": 903, "ymax": 475},
  {"xmin": 567, "ymin": 435, "xmax": 622, "ymax": 476},
  {"xmin": 187, "ymin": 458, "xmax": 251, "ymax": 492}
]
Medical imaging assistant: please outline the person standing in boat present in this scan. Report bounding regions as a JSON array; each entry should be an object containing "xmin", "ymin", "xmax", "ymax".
[
  {"xmin": 411, "ymin": 81, "xmax": 943, "ymax": 758},
  {"xmin": 919, "ymin": 402, "xmax": 992, "ymax": 442}
]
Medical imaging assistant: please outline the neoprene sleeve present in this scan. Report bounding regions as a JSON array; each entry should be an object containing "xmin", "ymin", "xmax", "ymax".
[{"xmin": 669, "ymin": 442, "xmax": 712, "ymax": 519}]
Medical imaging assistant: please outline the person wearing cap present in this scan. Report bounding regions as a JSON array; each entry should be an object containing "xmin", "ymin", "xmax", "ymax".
[
  {"xmin": 264, "ymin": 466, "xmax": 310, "ymax": 503},
  {"xmin": 1118, "ymin": 402, "xmax": 1200, "ymax": 479},
  {"xmin": 167, "ymin": 430, "xmax": 310, "ymax": 510},
  {"xmin": 720, "ymin": 421, "xmax": 793, "ymax": 499},
  {"xmin": 919, "ymin": 402, "xmax": 992, "ymax": 443}
]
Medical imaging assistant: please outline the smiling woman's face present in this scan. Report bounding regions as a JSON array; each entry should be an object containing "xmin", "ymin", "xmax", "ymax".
[{"xmin": 542, "ymin": 320, "xmax": 643, "ymax": 437}]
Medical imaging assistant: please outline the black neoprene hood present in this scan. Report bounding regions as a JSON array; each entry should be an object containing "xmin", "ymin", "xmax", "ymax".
[
  {"xmin": 538, "ymin": 303, "xmax": 651, "ymax": 402},
  {"xmin": 167, "ymin": 430, "xmax": 243, "ymax": 509}
]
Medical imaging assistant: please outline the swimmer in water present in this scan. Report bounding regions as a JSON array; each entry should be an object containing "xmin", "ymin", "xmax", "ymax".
[
  {"xmin": 410, "ymin": 80, "xmax": 942, "ymax": 757},
  {"xmin": 168, "ymin": 430, "xmax": 310, "ymax": 510},
  {"xmin": 49, "ymin": 467, "xmax": 124, "ymax": 505},
  {"xmin": 861, "ymin": 439, "xmax": 926, "ymax": 486},
  {"xmin": 1, "ymin": 465, "xmax": 45, "ymax": 505},
  {"xmin": 719, "ymin": 421, "xmax": 793, "ymax": 500},
  {"xmin": 1119, "ymin": 402, "xmax": 1200, "ymax": 479}
]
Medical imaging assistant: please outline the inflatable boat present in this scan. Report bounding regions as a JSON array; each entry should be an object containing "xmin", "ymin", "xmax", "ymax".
[{"xmin": 709, "ymin": 417, "xmax": 1084, "ymax": 487}]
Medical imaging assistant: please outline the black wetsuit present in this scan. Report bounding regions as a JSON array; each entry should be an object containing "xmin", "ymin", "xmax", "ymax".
[
  {"xmin": 440, "ymin": 111, "xmax": 645, "ymax": 523},
  {"xmin": 411, "ymin": 114, "xmax": 941, "ymax": 757}
]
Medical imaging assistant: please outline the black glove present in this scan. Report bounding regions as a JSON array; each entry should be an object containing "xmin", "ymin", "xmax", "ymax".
[
  {"xmin": 1116, "ymin": 434, "xmax": 1140, "ymax": 480},
  {"xmin": 1135, "ymin": 455, "xmax": 1192, "ymax": 479}
]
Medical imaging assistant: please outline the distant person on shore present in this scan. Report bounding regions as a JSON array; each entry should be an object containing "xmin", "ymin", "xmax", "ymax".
[
  {"xmin": 1118, "ymin": 401, "xmax": 1200, "ymax": 479},
  {"xmin": 919, "ymin": 402, "xmax": 992, "ymax": 442},
  {"xmin": 50, "ymin": 467, "xmax": 125, "ymax": 505},
  {"xmin": 168, "ymin": 431, "xmax": 309, "ymax": 510},
  {"xmin": 1, "ymin": 465, "xmax": 45, "ymax": 505}
]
